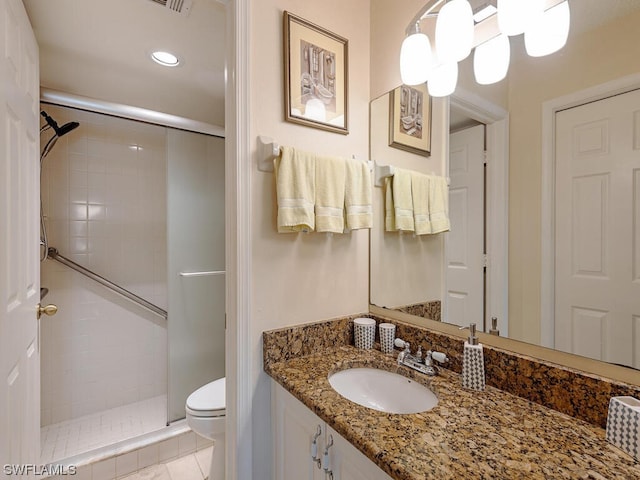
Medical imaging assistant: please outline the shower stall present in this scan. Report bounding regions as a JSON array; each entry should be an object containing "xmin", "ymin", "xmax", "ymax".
[{"xmin": 38, "ymin": 98, "xmax": 225, "ymax": 464}]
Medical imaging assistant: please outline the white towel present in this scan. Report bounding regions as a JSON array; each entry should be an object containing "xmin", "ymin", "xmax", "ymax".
[
  {"xmin": 411, "ymin": 172, "xmax": 431, "ymax": 235},
  {"xmin": 429, "ymin": 175, "xmax": 450, "ymax": 233},
  {"xmin": 392, "ymin": 168, "xmax": 415, "ymax": 232},
  {"xmin": 345, "ymin": 159, "xmax": 372, "ymax": 230},
  {"xmin": 315, "ymin": 154, "xmax": 346, "ymax": 233},
  {"xmin": 275, "ymin": 146, "xmax": 315, "ymax": 233}
]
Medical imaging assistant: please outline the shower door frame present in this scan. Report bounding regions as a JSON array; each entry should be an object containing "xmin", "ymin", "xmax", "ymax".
[
  {"xmin": 39, "ymin": 89, "xmax": 226, "ymax": 455},
  {"xmin": 41, "ymin": 89, "xmax": 224, "ymax": 138}
]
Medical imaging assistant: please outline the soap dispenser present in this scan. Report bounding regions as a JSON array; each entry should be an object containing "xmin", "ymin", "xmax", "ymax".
[{"xmin": 462, "ymin": 323, "xmax": 485, "ymax": 391}]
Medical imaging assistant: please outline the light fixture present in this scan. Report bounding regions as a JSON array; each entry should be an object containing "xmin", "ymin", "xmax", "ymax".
[
  {"xmin": 473, "ymin": 4, "xmax": 497, "ymax": 23},
  {"xmin": 150, "ymin": 50, "xmax": 180, "ymax": 67},
  {"xmin": 525, "ymin": 0, "xmax": 570, "ymax": 57},
  {"xmin": 474, "ymin": 33, "xmax": 510, "ymax": 85},
  {"xmin": 435, "ymin": 0, "xmax": 473, "ymax": 63},
  {"xmin": 428, "ymin": 62, "xmax": 458, "ymax": 97},
  {"xmin": 400, "ymin": 23, "xmax": 433, "ymax": 86},
  {"xmin": 497, "ymin": 0, "xmax": 544, "ymax": 36},
  {"xmin": 400, "ymin": 0, "xmax": 571, "ymax": 97}
]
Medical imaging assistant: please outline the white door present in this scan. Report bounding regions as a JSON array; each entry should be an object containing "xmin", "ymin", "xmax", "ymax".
[
  {"xmin": 555, "ymin": 89, "xmax": 640, "ymax": 368},
  {"xmin": 445, "ymin": 124, "xmax": 485, "ymax": 329},
  {"xmin": 0, "ymin": 0, "xmax": 41, "ymax": 472}
]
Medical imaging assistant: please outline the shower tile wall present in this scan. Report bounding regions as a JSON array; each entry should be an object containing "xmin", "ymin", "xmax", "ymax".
[{"xmin": 40, "ymin": 105, "xmax": 167, "ymax": 426}]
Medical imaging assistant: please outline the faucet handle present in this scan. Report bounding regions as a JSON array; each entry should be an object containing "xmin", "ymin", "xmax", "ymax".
[
  {"xmin": 430, "ymin": 351, "xmax": 449, "ymax": 364},
  {"xmin": 394, "ymin": 338, "xmax": 409, "ymax": 350}
]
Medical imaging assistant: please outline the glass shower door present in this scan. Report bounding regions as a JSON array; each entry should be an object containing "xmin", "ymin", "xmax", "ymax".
[{"xmin": 167, "ymin": 130, "xmax": 225, "ymax": 422}]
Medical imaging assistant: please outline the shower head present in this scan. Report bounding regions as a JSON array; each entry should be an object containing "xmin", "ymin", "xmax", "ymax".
[
  {"xmin": 57, "ymin": 121, "xmax": 80, "ymax": 137},
  {"xmin": 40, "ymin": 111, "xmax": 80, "ymax": 137}
]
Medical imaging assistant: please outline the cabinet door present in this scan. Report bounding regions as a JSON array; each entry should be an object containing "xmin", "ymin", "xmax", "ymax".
[
  {"xmin": 326, "ymin": 426, "xmax": 393, "ymax": 480},
  {"xmin": 272, "ymin": 383, "xmax": 325, "ymax": 480}
]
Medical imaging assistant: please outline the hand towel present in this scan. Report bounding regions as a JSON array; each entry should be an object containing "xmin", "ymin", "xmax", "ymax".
[
  {"xmin": 392, "ymin": 168, "xmax": 415, "ymax": 232},
  {"xmin": 345, "ymin": 159, "xmax": 372, "ymax": 230},
  {"xmin": 384, "ymin": 176, "xmax": 396, "ymax": 232},
  {"xmin": 429, "ymin": 175, "xmax": 451, "ymax": 233},
  {"xmin": 275, "ymin": 146, "xmax": 315, "ymax": 233},
  {"xmin": 411, "ymin": 172, "xmax": 431, "ymax": 235},
  {"xmin": 315, "ymin": 154, "xmax": 346, "ymax": 233}
]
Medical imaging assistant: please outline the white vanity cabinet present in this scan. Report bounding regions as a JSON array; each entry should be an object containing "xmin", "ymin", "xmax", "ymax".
[{"xmin": 272, "ymin": 382, "xmax": 393, "ymax": 480}]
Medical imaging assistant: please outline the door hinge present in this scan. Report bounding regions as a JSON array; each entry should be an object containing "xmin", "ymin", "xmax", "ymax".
[
  {"xmin": 483, "ymin": 254, "xmax": 489, "ymax": 268},
  {"xmin": 483, "ymin": 150, "xmax": 488, "ymax": 166}
]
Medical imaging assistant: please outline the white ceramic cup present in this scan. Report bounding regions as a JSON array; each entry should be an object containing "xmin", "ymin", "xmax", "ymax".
[
  {"xmin": 378, "ymin": 323, "xmax": 396, "ymax": 354},
  {"xmin": 354, "ymin": 317, "xmax": 376, "ymax": 349}
]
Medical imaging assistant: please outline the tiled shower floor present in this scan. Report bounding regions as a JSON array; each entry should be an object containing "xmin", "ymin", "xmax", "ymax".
[{"xmin": 41, "ymin": 395, "xmax": 167, "ymax": 464}]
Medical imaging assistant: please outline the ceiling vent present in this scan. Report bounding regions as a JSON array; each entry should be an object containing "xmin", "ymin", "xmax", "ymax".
[{"xmin": 147, "ymin": 0, "xmax": 193, "ymax": 17}]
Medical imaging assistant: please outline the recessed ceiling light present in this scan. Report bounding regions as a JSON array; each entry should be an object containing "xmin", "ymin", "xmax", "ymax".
[{"xmin": 151, "ymin": 50, "xmax": 180, "ymax": 67}]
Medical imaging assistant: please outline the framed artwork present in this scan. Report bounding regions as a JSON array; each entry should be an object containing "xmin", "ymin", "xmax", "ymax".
[
  {"xmin": 283, "ymin": 11, "xmax": 349, "ymax": 135},
  {"xmin": 389, "ymin": 84, "xmax": 432, "ymax": 156}
]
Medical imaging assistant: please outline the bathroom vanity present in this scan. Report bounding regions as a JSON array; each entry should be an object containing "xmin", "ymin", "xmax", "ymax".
[
  {"xmin": 264, "ymin": 317, "xmax": 640, "ymax": 480},
  {"xmin": 272, "ymin": 383, "xmax": 392, "ymax": 480}
]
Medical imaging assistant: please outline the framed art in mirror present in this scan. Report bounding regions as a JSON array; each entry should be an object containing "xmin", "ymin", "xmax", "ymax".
[
  {"xmin": 389, "ymin": 84, "xmax": 431, "ymax": 156},
  {"xmin": 283, "ymin": 11, "xmax": 348, "ymax": 135}
]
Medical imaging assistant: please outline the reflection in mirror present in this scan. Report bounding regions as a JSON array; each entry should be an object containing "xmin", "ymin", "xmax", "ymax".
[{"xmin": 370, "ymin": 0, "xmax": 640, "ymax": 372}]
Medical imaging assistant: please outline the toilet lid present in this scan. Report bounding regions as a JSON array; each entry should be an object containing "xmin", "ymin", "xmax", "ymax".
[{"xmin": 186, "ymin": 377, "xmax": 225, "ymax": 413}]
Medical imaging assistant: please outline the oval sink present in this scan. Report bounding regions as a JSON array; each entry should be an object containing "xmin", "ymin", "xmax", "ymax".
[{"xmin": 328, "ymin": 367, "xmax": 438, "ymax": 414}]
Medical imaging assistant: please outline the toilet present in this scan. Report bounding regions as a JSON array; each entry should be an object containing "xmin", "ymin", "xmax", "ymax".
[{"xmin": 185, "ymin": 377, "xmax": 226, "ymax": 480}]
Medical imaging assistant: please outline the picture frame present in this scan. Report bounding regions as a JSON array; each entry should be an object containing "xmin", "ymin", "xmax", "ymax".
[
  {"xmin": 283, "ymin": 11, "xmax": 349, "ymax": 135},
  {"xmin": 389, "ymin": 84, "xmax": 432, "ymax": 156}
]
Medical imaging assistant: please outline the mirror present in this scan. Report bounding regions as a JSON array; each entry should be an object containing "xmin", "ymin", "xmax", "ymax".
[{"xmin": 369, "ymin": 0, "xmax": 640, "ymax": 371}]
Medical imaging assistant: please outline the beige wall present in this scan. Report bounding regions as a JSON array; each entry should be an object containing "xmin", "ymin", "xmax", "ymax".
[
  {"xmin": 249, "ymin": 0, "xmax": 370, "ymax": 475},
  {"xmin": 369, "ymin": 90, "xmax": 447, "ymax": 309},
  {"xmin": 507, "ymin": 9, "xmax": 640, "ymax": 344},
  {"xmin": 370, "ymin": 0, "xmax": 425, "ymax": 99},
  {"xmin": 369, "ymin": 0, "xmax": 452, "ymax": 313}
]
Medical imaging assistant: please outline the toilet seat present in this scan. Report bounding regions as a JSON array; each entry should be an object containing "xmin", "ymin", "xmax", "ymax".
[{"xmin": 186, "ymin": 377, "xmax": 226, "ymax": 418}]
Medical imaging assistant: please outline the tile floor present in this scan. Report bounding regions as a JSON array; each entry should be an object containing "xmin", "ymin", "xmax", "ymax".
[
  {"xmin": 45, "ymin": 431, "xmax": 214, "ymax": 480},
  {"xmin": 41, "ymin": 395, "xmax": 167, "ymax": 463},
  {"xmin": 122, "ymin": 447, "xmax": 213, "ymax": 480}
]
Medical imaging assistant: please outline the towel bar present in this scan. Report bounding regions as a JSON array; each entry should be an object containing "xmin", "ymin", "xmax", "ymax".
[
  {"xmin": 257, "ymin": 135, "xmax": 373, "ymax": 173},
  {"xmin": 257, "ymin": 135, "xmax": 280, "ymax": 172},
  {"xmin": 373, "ymin": 162, "xmax": 450, "ymax": 187}
]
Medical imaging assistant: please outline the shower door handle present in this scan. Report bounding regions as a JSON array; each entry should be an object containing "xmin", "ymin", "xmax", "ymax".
[
  {"xmin": 179, "ymin": 271, "xmax": 226, "ymax": 277},
  {"xmin": 36, "ymin": 303, "xmax": 58, "ymax": 320}
]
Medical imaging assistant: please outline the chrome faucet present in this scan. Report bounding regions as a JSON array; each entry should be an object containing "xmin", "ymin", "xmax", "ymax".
[{"xmin": 395, "ymin": 338, "xmax": 449, "ymax": 376}]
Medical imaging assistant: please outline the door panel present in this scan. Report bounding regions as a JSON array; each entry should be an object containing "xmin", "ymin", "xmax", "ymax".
[
  {"xmin": 555, "ymin": 89, "xmax": 640, "ymax": 368},
  {"xmin": 0, "ymin": 0, "xmax": 41, "ymax": 471},
  {"xmin": 445, "ymin": 124, "xmax": 485, "ymax": 328}
]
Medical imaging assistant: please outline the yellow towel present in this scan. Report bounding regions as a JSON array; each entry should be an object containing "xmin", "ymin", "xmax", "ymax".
[
  {"xmin": 429, "ymin": 175, "xmax": 451, "ymax": 233},
  {"xmin": 315, "ymin": 154, "xmax": 346, "ymax": 233},
  {"xmin": 384, "ymin": 176, "xmax": 396, "ymax": 232},
  {"xmin": 392, "ymin": 168, "xmax": 415, "ymax": 232},
  {"xmin": 412, "ymin": 172, "xmax": 431, "ymax": 235},
  {"xmin": 275, "ymin": 146, "xmax": 315, "ymax": 233},
  {"xmin": 345, "ymin": 159, "xmax": 372, "ymax": 230}
]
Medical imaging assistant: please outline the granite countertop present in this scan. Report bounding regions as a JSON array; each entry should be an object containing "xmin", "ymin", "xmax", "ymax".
[{"xmin": 265, "ymin": 345, "xmax": 640, "ymax": 480}]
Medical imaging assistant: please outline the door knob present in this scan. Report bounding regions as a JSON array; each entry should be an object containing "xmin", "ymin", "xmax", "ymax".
[{"xmin": 37, "ymin": 303, "xmax": 58, "ymax": 320}]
